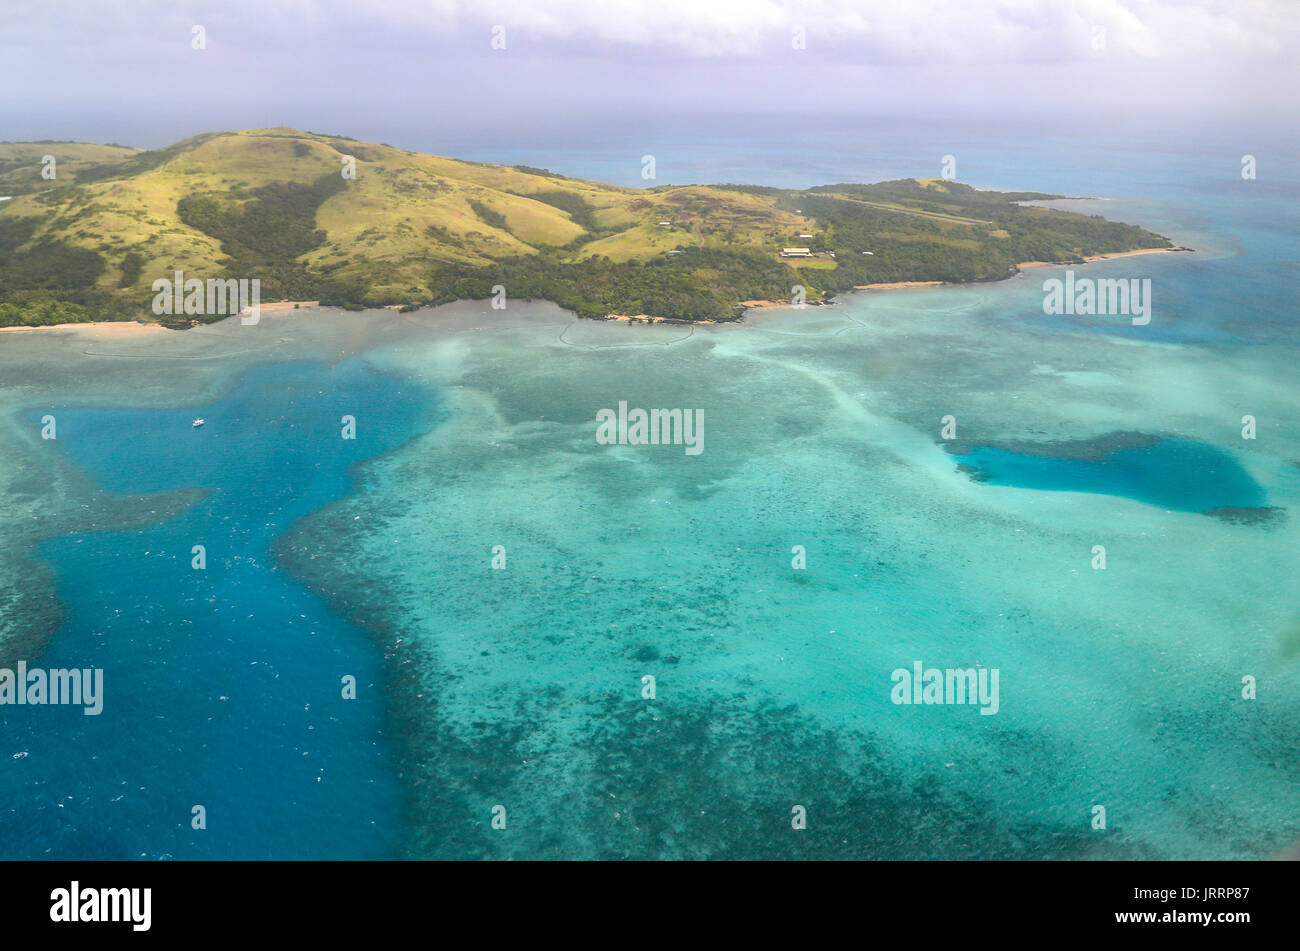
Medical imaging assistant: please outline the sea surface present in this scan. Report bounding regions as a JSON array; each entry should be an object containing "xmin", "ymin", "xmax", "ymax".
[{"xmin": 1, "ymin": 126, "xmax": 1297, "ymax": 859}]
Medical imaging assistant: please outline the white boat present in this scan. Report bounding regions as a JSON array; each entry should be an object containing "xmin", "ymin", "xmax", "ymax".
[{"xmin": 192, "ymin": 418, "xmax": 205, "ymax": 428}]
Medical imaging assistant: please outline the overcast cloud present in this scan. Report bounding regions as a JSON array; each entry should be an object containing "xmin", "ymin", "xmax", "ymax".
[{"xmin": 2, "ymin": 1, "xmax": 1295, "ymax": 148}]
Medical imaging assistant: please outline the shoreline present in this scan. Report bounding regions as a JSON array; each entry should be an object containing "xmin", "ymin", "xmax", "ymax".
[
  {"xmin": 0, "ymin": 249, "xmax": 1189, "ymax": 333},
  {"xmin": 0, "ymin": 320, "xmax": 170, "ymax": 337},
  {"xmin": 603, "ymin": 313, "xmax": 719, "ymax": 324},
  {"xmin": 848, "ymin": 246, "xmax": 1187, "ymax": 294},
  {"xmin": 257, "ymin": 300, "xmax": 319, "ymax": 313},
  {"xmin": 853, "ymin": 280, "xmax": 946, "ymax": 290},
  {"xmin": 0, "ymin": 300, "xmax": 321, "ymax": 336},
  {"xmin": 1016, "ymin": 246, "xmax": 1185, "ymax": 268}
]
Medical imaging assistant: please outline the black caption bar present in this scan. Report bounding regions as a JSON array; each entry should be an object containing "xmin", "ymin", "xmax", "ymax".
[{"xmin": 0, "ymin": 860, "xmax": 1288, "ymax": 938}]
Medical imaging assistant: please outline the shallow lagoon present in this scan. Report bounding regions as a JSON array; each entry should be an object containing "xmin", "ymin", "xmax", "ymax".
[{"xmin": 315, "ymin": 286, "xmax": 1297, "ymax": 860}]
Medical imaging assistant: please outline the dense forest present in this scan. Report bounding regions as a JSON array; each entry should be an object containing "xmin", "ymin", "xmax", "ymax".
[
  {"xmin": 427, "ymin": 247, "xmax": 797, "ymax": 321},
  {"xmin": 0, "ymin": 217, "xmax": 134, "ymax": 326},
  {"xmin": 177, "ymin": 174, "xmax": 346, "ymax": 304}
]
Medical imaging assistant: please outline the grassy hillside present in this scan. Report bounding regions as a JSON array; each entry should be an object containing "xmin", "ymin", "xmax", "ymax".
[
  {"xmin": 0, "ymin": 141, "xmax": 142, "ymax": 195},
  {"xmin": 0, "ymin": 128, "xmax": 1175, "ymax": 326}
]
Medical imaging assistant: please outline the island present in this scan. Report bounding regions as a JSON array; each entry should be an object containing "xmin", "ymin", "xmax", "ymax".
[{"xmin": 0, "ymin": 128, "xmax": 1183, "ymax": 328}]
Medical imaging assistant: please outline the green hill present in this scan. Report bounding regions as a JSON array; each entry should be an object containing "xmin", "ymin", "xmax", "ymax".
[{"xmin": 0, "ymin": 128, "xmax": 1175, "ymax": 326}]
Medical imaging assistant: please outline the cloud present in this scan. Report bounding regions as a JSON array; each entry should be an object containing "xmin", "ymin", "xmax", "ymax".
[
  {"xmin": 354, "ymin": 0, "xmax": 1293, "ymax": 61},
  {"xmin": 0, "ymin": 0, "xmax": 1295, "ymax": 141},
  {"xmin": 5, "ymin": 0, "xmax": 1295, "ymax": 63}
]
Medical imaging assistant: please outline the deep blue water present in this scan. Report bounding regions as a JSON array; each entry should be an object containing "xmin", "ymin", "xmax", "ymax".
[
  {"xmin": 956, "ymin": 437, "xmax": 1265, "ymax": 512},
  {"xmin": 0, "ymin": 359, "xmax": 435, "ymax": 858}
]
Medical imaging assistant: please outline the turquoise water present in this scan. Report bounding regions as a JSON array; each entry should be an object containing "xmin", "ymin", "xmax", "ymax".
[
  {"xmin": 0, "ymin": 359, "xmax": 435, "ymax": 858},
  {"xmin": 1, "ymin": 130, "xmax": 1298, "ymax": 860},
  {"xmin": 955, "ymin": 437, "xmax": 1267, "ymax": 512}
]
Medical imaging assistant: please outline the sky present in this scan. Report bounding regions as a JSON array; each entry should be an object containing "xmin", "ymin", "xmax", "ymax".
[{"xmin": 1, "ymin": 0, "xmax": 1296, "ymax": 152}]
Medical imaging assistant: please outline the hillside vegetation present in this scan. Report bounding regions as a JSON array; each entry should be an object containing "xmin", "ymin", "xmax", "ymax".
[{"xmin": 0, "ymin": 129, "xmax": 1174, "ymax": 326}]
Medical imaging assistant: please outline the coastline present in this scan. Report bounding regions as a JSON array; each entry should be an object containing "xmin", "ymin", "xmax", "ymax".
[
  {"xmin": 747, "ymin": 245, "xmax": 1191, "ymax": 315},
  {"xmin": 0, "ymin": 300, "xmax": 321, "ymax": 336},
  {"xmin": 257, "ymin": 300, "xmax": 320, "ymax": 313},
  {"xmin": 0, "ymin": 249, "xmax": 1189, "ymax": 333},
  {"xmin": 851, "ymin": 245, "xmax": 1187, "ymax": 293},
  {"xmin": 1015, "ymin": 245, "xmax": 1185, "ymax": 269},
  {"xmin": 853, "ymin": 280, "xmax": 946, "ymax": 290},
  {"xmin": 603, "ymin": 312, "xmax": 719, "ymax": 324},
  {"xmin": 0, "ymin": 320, "xmax": 170, "ymax": 338}
]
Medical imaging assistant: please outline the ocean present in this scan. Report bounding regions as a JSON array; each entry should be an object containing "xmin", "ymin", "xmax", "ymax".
[{"xmin": 1, "ymin": 122, "xmax": 1297, "ymax": 859}]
